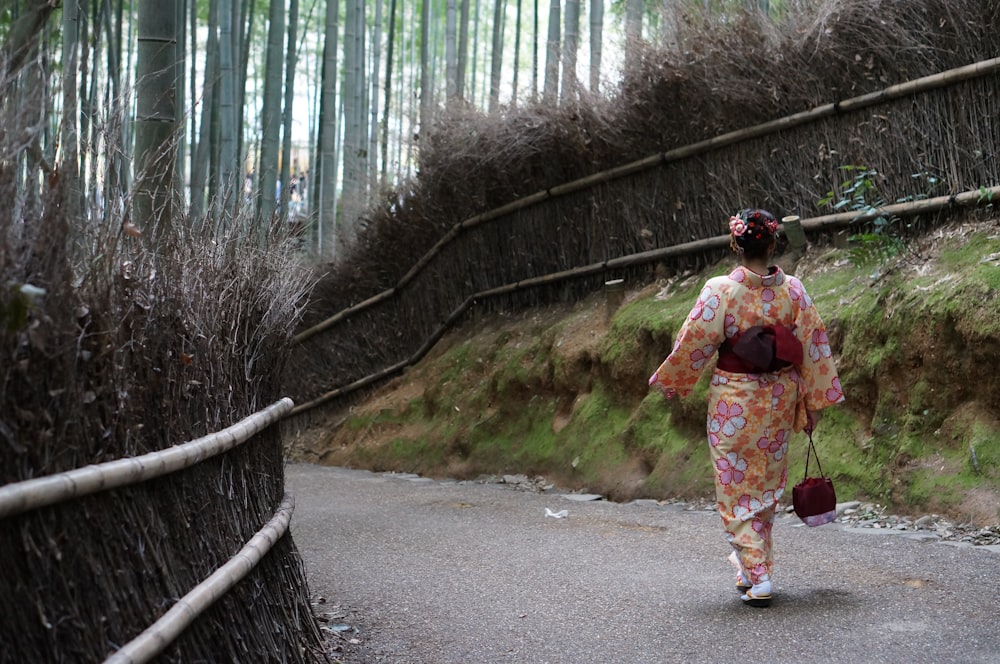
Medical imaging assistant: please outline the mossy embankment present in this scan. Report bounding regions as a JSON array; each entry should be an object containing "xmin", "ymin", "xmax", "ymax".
[{"xmin": 299, "ymin": 222, "xmax": 1000, "ymax": 524}]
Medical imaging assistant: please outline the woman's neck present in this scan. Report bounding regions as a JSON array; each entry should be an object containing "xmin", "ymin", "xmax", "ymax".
[{"xmin": 741, "ymin": 257, "xmax": 772, "ymax": 275}]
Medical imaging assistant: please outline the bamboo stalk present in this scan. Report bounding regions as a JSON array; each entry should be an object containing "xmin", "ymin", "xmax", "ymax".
[
  {"xmin": 0, "ymin": 398, "xmax": 294, "ymax": 520},
  {"xmin": 102, "ymin": 493, "xmax": 296, "ymax": 664},
  {"xmin": 293, "ymin": 288, "xmax": 396, "ymax": 344},
  {"xmin": 290, "ymin": 360, "xmax": 410, "ymax": 415},
  {"xmin": 289, "ymin": 183, "xmax": 1000, "ymax": 417},
  {"xmin": 292, "ymin": 57, "xmax": 1000, "ymax": 346}
]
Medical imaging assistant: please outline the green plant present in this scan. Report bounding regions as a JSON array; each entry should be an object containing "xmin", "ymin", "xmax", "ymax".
[
  {"xmin": 977, "ymin": 185, "xmax": 995, "ymax": 209},
  {"xmin": 817, "ymin": 166, "xmax": 940, "ymax": 271}
]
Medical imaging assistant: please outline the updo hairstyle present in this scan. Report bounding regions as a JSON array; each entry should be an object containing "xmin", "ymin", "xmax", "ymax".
[{"xmin": 728, "ymin": 209, "xmax": 779, "ymax": 259}]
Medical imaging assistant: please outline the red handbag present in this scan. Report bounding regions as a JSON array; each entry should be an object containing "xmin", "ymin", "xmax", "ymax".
[{"xmin": 792, "ymin": 430, "xmax": 837, "ymax": 527}]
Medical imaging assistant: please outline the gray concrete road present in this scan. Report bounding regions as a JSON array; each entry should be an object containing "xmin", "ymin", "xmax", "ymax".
[{"xmin": 287, "ymin": 463, "xmax": 999, "ymax": 664}]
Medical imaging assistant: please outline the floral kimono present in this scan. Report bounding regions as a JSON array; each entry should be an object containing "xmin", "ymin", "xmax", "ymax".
[{"xmin": 648, "ymin": 265, "xmax": 844, "ymax": 587}]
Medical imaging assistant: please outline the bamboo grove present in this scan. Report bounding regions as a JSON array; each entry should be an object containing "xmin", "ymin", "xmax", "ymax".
[{"xmin": 0, "ymin": 0, "xmax": 770, "ymax": 261}]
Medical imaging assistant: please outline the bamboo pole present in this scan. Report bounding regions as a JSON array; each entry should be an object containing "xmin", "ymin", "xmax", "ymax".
[
  {"xmin": 292, "ymin": 56, "xmax": 1000, "ymax": 346},
  {"xmin": 293, "ymin": 288, "xmax": 396, "ymax": 344},
  {"xmin": 0, "ymin": 398, "xmax": 294, "ymax": 520},
  {"xmin": 102, "ymin": 492, "xmax": 295, "ymax": 664},
  {"xmin": 289, "ymin": 184, "xmax": 1000, "ymax": 417}
]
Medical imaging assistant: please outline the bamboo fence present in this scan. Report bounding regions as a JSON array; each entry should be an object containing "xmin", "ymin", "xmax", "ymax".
[
  {"xmin": 285, "ymin": 57, "xmax": 1000, "ymax": 418},
  {"xmin": 290, "ymin": 184, "xmax": 1000, "ymax": 416},
  {"xmin": 104, "ymin": 493, "xmax": 296, "ymax": 664}
]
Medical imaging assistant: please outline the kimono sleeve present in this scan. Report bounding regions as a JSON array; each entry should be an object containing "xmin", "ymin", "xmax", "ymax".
[
  {"xmin": 648, "ymin": 279, "xmax": 728, "ymax": 399},
  {"xmin": 789, "ymin": 277, "xmax": 845, "ymax": 412}
]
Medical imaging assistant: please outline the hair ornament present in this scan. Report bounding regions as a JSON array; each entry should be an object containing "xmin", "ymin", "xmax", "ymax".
[{"xmin": 729, "ymin": 215, "xmax": 747, "ymax": 237}]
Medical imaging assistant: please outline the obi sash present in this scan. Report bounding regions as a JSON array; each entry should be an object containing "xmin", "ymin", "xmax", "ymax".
[{"xmin": 716, "ymin": 324, "xmax": 803, "ymax": 374}]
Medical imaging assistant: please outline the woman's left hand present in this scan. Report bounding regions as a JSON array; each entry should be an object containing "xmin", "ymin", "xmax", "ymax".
[{"xmin": 805, "ymin": 409, "xmax": 822, "ymax": 432}]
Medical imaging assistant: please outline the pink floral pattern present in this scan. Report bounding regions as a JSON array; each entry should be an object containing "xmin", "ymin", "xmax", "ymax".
[
  {"xmin": 689, "ymin": 286, "xmax": 721, "ymax": 322},
  {"xmin": 756, "ymin": 429, "xmax": 789, "ymax": 460},
  {"xmin": 717, "ymin": 452, "xmax": 748, "ymax": 485},
  {"xmin": 724, "ymin": 313, "xmax": 739, "ymax": 338},
  {"xmin": 826, "ymin": 376, "xmax": 844, "ymax": 403},
  {"xmin": 689, "ymin": 344, "xmax": 716, "ymax": 370},
  {"xmin": 809, "ymin": 328, "xmax": 832, "ymax": 361},
  {"xmin": 647, "ymin": 265, "xmax": 844, "ymax": 585},
  {"xmin": 715, "ymin": 400, "xmax": 746, "ymax": 437}
]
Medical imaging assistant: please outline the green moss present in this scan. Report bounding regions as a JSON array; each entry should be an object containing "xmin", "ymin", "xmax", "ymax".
[
  {"xmin": 552, "ymin": 389, "xmax": 631, "ymax": 474},
  {"xmin": 629, "ymin": 393, "xmax": 715, "ymax": 497},
  {"xmin": 799, "ymin": 250, "xmax": 868, "ymax": 307},
  {"xmin": 388, "ymin": 436, "xmax": 447, "ymax": 466},
  {"xmin": 937, "ymin": 231, "xmax": 1000, "ymax": 273},
  {"xmin": 970, "ymin": 422, "xmax": 1000, "ymax": 478}
]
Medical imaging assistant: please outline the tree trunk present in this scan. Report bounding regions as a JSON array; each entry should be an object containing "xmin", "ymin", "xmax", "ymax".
[
  {"xmin": 89, "ymin": 0, "xmax": 111, "ymax": 221},
  {"xmin": 369, "ymin": 0, "xmax": 382, "ymax": 187},
  {"xmin": 445, "ymin": 0, "xmax": 458, "ymax": 102},
  {"xmin": 542, "ymin": 0, "xmax": 559, "ymax": 104},
  {"xmin": 257, "ymin": 0, "xmax": 286, "ymax": 229},
  {"xmin": 134, "ymin": 0, "xmax": 179, "ymax": 236},
  {"xmin": 511, "ymin": 0, "xmax": 521, "ymax": 102},
  {"xmin": 470, "ymin": 0, "xmax": 480, "ymax": 106},
  {"xmin": 625, "ymin": 0, "xmax": 642, "ymax": 73},
  {"xmin": 103, "ymin": 0, "xmax": 126, "ymax": 202},
  {"xmin": 173, "ymin": 0, "xmax": 185, "ymax": 193},
  {"xmin": 531, "ymin": 0, "xmax": 538, "ymax": 100},
  {"xmin": 419, "ymin": 0, "xmax": 432, "ymax": 135},
  {"xmin": 189, "ymin": 0, "xmax": 198, "ymax": 195},
  {"xmin": 1, "ymin": 0, "xmax": 58, "ymax": 74},
  {"xmin": 342, "ymin": 0, "xmax": 366, "ymax": 234},
  {"xmin": 381, "ymin": 0, "xmax": 398, "ymax": 177},
  {"xmin": 281, "ymin": 0, "xmax": 299, "ymax": 222},
  {"xmin": 61, "ymin": 0, "xmax": 81, "ymax": 214},
  {"xmin": 488, "ymin": 0, "xmax": 504, "ymax": 111},
  {"xmin": 588, "ymin": 0, "xmax": 601, "ymax": 94},
  {"xmin": 190, "ymin": 0, "xmax": 220, "ymax": 223},
  {"xmin": 237, "ymin": 0, "xmax": 255, "ymax": 170},
  {"xmin": 78, "ymin": 0, "xmax": 92, "ymax": 217},
  {"xmin": 562, "ymin": 0, "xmax": 578, "ymax": 100},
  {"xmin": 457, "ymin": 0, "xmax": 469, "ymax": 100},
  {"xmin": 219, "ymin": 0, "xmax": 238, "ymax": 220},
  {"xmin": 402, "ymin": 0, "xmax": 415, "ymax": 173},
  {"xmin": 315, "ymin": 0, "xmax": 340, "ymax": 259}
]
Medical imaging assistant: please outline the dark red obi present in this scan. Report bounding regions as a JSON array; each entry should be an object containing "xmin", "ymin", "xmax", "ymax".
[{"xmin": 716, "ymin": 325, "xmax": 803, "ymax": 374}]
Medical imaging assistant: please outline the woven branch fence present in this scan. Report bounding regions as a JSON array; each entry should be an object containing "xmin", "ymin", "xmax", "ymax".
[
  {"xmin": 289, "ymin": 183, "xmax": 1000, "ymax": 416},
  {"xmin": 284, "ymin": 57, "xmax": 1000, "ymax": 419},
  {"xmin": 0, "ymin": 399, "xmax": 325, "ymax": 663}
]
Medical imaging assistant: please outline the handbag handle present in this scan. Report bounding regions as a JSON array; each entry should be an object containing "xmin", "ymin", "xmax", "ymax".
[{"xmin": 803, "ymin": 430, "xmax": 827, "ymax": 479}]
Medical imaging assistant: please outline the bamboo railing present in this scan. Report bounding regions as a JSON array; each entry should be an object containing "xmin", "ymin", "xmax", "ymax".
[{"xmin": 0, "ymin": 398, "xmax": 293, "ymax": 519}]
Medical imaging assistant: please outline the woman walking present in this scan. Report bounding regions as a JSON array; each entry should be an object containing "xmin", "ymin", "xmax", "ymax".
[{"xmin": 648, "ymin": 209, "xmax": 844, "ymax": 607}]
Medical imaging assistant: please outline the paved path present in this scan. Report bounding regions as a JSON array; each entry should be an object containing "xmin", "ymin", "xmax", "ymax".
[{"xmin": 287, "ymin": 463, "xmax": 999, "ymax": 664}]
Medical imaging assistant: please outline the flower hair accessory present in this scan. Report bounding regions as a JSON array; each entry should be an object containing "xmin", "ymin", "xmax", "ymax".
[
  {"xmin": 729, "ymin": 215, "xmax": 748, "ymax": 237},
  {"xmin": 730, "ymin": 209, "xmax": 779, "ymax": 240}
]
